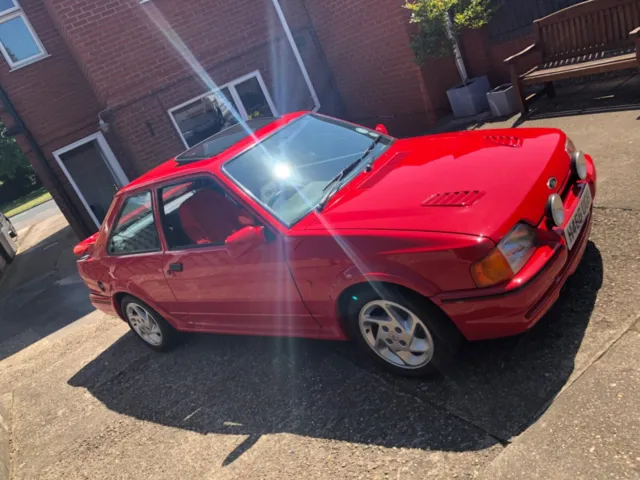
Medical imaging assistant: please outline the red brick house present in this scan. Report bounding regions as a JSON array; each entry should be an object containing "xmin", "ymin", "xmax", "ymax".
[{"xmin": 0, "ymin": 0, "xmax": 561, "ymax": 237}]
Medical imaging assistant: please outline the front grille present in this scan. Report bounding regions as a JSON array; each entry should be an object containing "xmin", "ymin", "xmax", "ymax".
[{"xmin": 559, "ymin": 171, "xmax": 574, "ymax": 201}]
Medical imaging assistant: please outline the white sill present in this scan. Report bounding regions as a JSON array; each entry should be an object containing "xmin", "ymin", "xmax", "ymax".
[{"xmin": 9, "ymin": 54, "xmax": 51, "ymax": 72}]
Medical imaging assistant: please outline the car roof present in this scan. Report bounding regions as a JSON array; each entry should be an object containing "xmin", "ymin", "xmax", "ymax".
[{"xmin": 119, "ymin": 111, "xmax": 308, "ymax": 194}]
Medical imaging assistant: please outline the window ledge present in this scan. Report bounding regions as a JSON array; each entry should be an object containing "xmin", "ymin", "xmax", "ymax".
[{"xmin": 9, "ymin": 53, "xmax": 51, "ymax": 72}]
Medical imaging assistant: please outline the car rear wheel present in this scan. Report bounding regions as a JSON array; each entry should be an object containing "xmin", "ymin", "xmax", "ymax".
[
  {"xmin": 121, "ymin": 296, "xmax": 179, "ymax": 352},
  {"xmin": 346, "ymin": 288, "xmax": 461, "ymax": 377}
]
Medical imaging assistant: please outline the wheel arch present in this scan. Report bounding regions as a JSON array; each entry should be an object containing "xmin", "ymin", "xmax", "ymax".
[
  {"xmin": 111, "ymin": 292, "xmax": 181, "ymax": 329},
  {"xmin": 335, "ymin": 281, "xmax": 457, "ymax": 340}
]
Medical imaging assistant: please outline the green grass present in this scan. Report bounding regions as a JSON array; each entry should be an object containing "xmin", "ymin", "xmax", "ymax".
[{"xmin": 0, "ymin": 188, "xmax": 52, "ymax": 218}]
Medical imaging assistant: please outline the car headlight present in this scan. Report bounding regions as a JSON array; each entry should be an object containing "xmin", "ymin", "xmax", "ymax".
[
  {"xmin": 566, "ymin": 138, "xmax": 587, "ymax": 180},
  {"xmin": 547, "ymin": 193, "xmax": 565, "ymax": 226},
  {"xmin": 472, "ymin": 224, "xmax": 536, "ymax": 288}
]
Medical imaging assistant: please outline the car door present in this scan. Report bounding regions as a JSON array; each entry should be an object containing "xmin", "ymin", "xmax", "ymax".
[
  {"xmin": 104, "ymin": 190, "xmax": 179, "ymax": 325},
  {"xmin": 156, "ymin": 177, "xmax": 319, "ymax": 336}
]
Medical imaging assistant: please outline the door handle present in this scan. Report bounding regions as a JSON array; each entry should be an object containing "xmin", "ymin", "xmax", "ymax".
[{"xmin": 168, "ymin": 263, "xmax": 183, "ymax": 274}]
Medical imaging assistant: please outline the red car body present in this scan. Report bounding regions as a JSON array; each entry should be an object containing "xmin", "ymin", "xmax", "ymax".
[{"xmin": 76, "ymin": 112, "xmax": 596, "ymax": 343}]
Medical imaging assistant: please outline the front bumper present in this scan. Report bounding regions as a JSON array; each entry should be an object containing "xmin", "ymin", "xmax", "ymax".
[
  {"xmin": 434, "ymin": 164, "xmax": 596, "ymax": 341},
  {"xmin": 437, "ymin": 213, "xmax": 591, "ymax": 340}
]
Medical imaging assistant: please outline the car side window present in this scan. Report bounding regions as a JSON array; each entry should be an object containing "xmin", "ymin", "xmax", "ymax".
[
  {"xmin": 159, "ymin": 179, "xmax": 255, "ymax": 250},
  {"xmin": 107, "ymin": 191, "xmax": 160, "ymax": 255}
]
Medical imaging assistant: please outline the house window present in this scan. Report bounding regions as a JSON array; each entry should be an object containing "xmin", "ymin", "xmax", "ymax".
[
  {"xmin": 0, "ymin": 0, "xmax": 47, "ymax": 69},
  {"xmin": 169, "ymin": 71, "xmax": 277, "ymax": 148}
]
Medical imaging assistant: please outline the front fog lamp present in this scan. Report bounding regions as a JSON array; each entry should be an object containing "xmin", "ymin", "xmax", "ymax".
[
  {"xmin": 571, "ymin": 150, "xmax": 588, "ymax": 180},
  {"xmin": 547, "ymin": 194, "xmax": 565, "ymax": 226}
]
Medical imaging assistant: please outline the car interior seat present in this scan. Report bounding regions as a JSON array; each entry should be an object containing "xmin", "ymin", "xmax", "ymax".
[{"xmin": 178, "ymin": 187, "xmax": 253, "ymax": 245}]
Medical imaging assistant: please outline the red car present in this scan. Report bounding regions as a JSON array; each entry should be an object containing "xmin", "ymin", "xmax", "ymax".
[{"xmin": 75, "ymin": 112, "xmax": 596, "ymax": 376}]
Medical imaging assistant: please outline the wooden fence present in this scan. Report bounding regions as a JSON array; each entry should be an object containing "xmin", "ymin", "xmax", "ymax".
[{"xmin": 488, "ymin": 0, "xmax": 587, "ymax": 43}]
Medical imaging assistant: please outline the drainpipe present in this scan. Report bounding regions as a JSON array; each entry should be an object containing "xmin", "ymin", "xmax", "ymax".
[
  {"xmin": 0, "ymin": 86, "xmax": 92, "ymax": 238},
  {"xmin": 270, "ymin": 0, "xmax": 321, "ymax": 112}
]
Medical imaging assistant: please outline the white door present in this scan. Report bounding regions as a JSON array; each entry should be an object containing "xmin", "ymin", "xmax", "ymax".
[{"xmin": 53, "ymin": 132, "xmax": 128, "ymax": 227}]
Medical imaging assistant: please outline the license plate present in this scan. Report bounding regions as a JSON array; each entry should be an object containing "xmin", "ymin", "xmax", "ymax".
[{"xmin": 564, "ymin": 186, "xmax": 592, "ymax": 250}]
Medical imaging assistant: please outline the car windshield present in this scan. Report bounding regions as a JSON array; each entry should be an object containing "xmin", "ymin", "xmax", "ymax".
[{"xmin": 223, "ymin": 114, "xmax": 391, "ymax": 225}]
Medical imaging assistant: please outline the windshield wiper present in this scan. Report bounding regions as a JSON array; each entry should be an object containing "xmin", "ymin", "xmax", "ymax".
[{"xmin": 316, "ymin": 136, "xmax": 383, "ymax": 212}]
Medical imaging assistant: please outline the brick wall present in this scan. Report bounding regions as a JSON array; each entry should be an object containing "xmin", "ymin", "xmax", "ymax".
[
  {"xmin": 414, "ymin": 27, "xmax": 540, "ymax": 119},
  {"xmin": 459, "ymin": 28, "xmax": 539, "ymax": 86},
  {"xmin": 302, "ymin": 0, "xmax": 433, "ymax": 136},
  {"xmin": 41, "ymin": 0, "xmax": 323, "ymax": 108},
  {"xmin": 0, "ymin": 0, "xmax": 104, "ymax": 237},
  {"xmin": 37, "ymin": 0, "xmax": 337, "ymax": 176},
  {"xmin": 3, "ymin": 0, "xmax": 459, "ymax": 236},
  {"xmin": 109, "ymin": 34, "xmax": 331, "ymax": 175}
]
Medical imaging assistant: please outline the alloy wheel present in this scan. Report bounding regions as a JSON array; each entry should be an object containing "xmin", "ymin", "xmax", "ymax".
[
  {"xmin": 358, "ymin": 300, "xmax": 434, "ymax": 369},
  {"xmin": 126, "ymin": 303, "xmax": 163, "ymax": 347}
]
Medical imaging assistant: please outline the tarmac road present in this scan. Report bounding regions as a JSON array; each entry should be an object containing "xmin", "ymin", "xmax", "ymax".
[{"xmin": 9, "ymin": 200, "xmax": 60, "ymax": 232}]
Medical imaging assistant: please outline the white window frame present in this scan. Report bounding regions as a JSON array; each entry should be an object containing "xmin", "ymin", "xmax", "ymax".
[
  {"xmin": 53, "ymin": 132, "xmax": 129, "ymax": 228},
  {"xmin": 168, "ymin": 70, "xmax": 278, "ymax": 149},
  {"xmin": 0, "ymin": 0, "xmax": 48, "ymax": 70}
]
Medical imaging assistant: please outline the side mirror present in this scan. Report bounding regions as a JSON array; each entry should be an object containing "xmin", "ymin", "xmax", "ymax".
[
  {"xmin": 225, "ymin": 226, "xmax": 266, "ymax": 258},
  {"xmin": 375, "ymin": 124, "xmax": 388, "ymax": 135}
]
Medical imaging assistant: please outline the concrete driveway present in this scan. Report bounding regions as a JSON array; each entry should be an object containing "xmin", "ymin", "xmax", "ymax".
[{"xmin": 0, "ymin": 81, "xmax": 639, "ymax": 479}]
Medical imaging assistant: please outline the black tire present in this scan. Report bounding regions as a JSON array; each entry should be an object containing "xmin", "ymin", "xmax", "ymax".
[
  {"xmin": 120, "ymin": 295, "xmax": 180, "ymax": 352},
  {"xmin": 345, "ymin": 286, "xmax": 461, "ymax": 377}
]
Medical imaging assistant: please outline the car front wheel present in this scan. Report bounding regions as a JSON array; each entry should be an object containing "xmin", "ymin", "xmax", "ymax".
[
  {"xmin": 347, "ymin": 288, "xmax": 460, "ymax": 377},
  {"xmin": 121, "ymin": 296, "xmax": 179, "ymax": 352}
]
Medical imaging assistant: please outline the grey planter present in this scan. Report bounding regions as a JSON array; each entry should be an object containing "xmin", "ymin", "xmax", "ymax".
[
  {"xmin": 486, "ymin": 83, "xmax": 519, "ymax": 117},
  {"xmin": 446, "ymin": 76, "xmax": 491, "ymax": 117}
]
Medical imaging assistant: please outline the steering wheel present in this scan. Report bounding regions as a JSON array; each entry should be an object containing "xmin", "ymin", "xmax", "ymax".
[{"xmin": 266, "ymin": 182, "xmax": 303, "ymax": 208}]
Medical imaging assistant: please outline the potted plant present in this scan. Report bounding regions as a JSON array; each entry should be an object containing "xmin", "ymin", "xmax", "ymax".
[{"xmin": 405, "ymin": 0, "xmax": 496, "ymax": 117}]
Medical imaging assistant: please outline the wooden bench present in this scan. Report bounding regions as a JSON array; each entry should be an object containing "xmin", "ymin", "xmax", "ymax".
[{"xmin": 505, "ymin": 0, "xmax": 640, "ymax": 113}]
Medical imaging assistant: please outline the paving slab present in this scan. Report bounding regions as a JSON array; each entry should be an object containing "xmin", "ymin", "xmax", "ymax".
[
  {"xmin": 478, "ymin": 327, "xmax": 640, "ymax": 480},
  {"xmin": 2, "ymin": 101, "xmax": 640, "ymax": 479},
  {"xmin": 9, "ymin": 319, "xmax": 502, "ymax": 480},
  {"xmin": 333, "ymin": 208, "xmax": 640, "ymax": 440},
  {"xmin": 0, "ymin": 214, "xmax": 92, "ymax": 362}
]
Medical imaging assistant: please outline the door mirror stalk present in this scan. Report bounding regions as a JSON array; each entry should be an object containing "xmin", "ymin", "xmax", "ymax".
[{"xmin": 225, "ymin": 226, "xmax": 266, "ymax": 258}]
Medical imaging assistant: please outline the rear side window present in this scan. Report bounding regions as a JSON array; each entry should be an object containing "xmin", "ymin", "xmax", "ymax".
[{"xmin": 107, "ymin": 191, "xmax": 160, "ymax": 255}]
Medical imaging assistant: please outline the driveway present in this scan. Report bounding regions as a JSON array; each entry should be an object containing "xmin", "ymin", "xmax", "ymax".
[{"xmin": 0, "ymin": 78, "xmax": 638, "ymax": 479}]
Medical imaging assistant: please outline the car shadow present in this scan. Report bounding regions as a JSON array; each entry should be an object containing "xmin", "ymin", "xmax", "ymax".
[
  {"xmin": 0, "ymin": 225, "xmax": 94, "ymax": 361},
  {"xmin": 68, "ymin": 242, "xmax": 602, "ymax": 463}
]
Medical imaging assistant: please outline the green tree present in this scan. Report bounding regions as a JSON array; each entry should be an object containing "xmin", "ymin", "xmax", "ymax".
[
  {"xmin": 0, "ymin": 124, "xmax": 40, "ymax": 203},
  {"xmin": 0, "ymin": 123, "xmax": 32, "ymax": 179},
  {"xmin": 405, "ymin": 0, "xmax": 496, "ymax": 64}
]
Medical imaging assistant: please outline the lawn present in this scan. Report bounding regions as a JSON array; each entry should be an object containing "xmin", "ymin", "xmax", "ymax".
[{"xmin": 0, "ymin": 188, "xmax": 52, "ymax": 218}]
